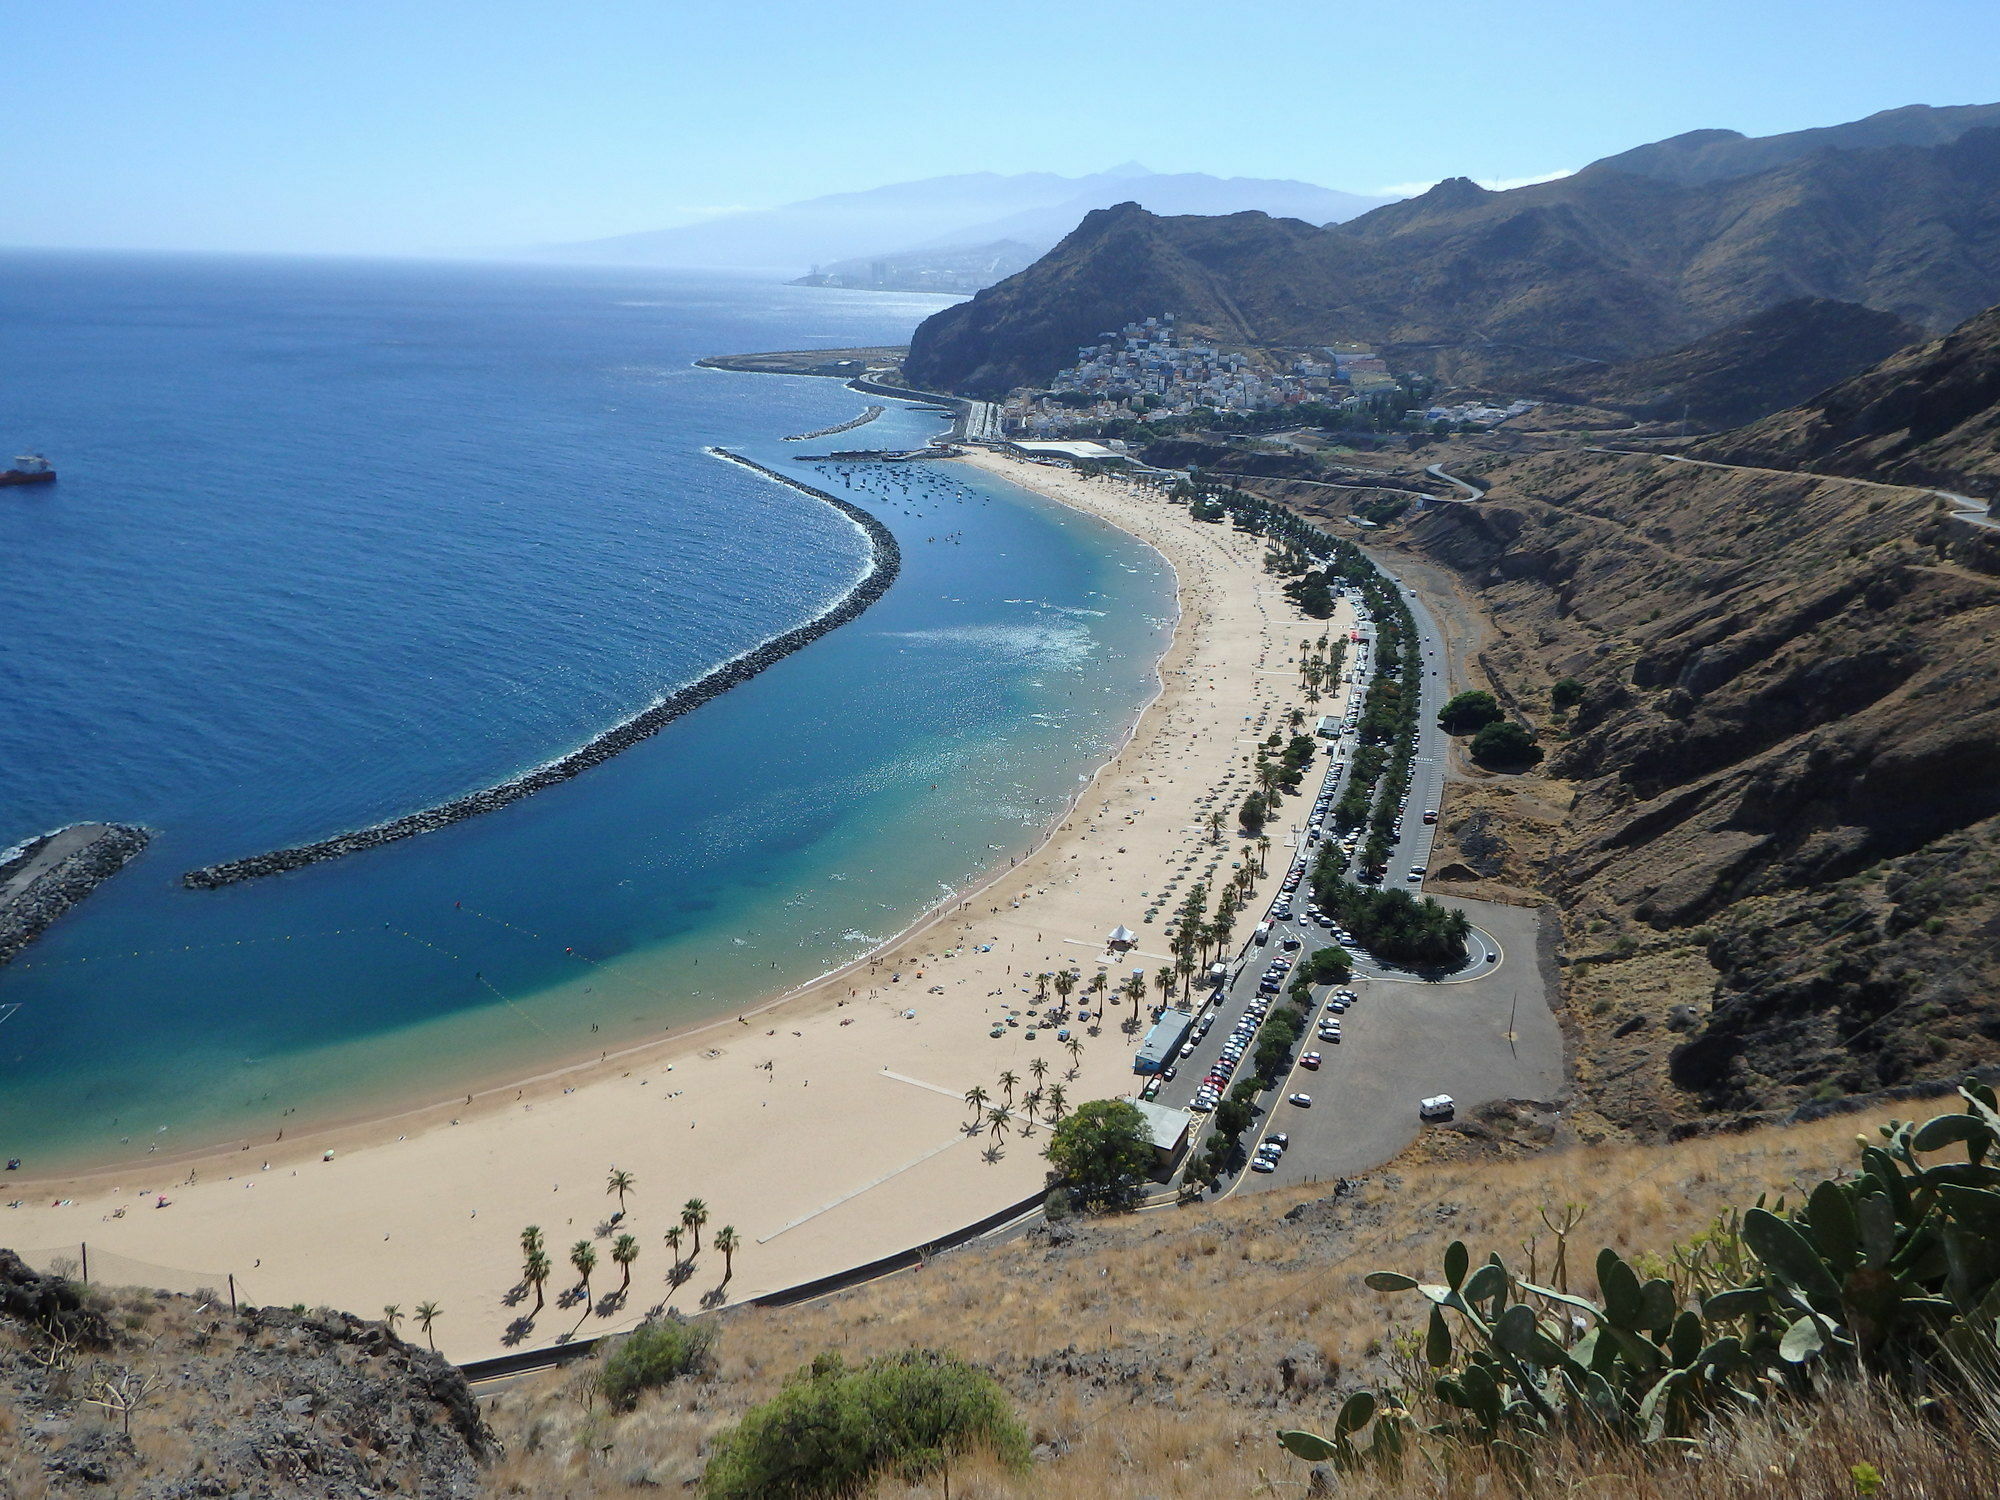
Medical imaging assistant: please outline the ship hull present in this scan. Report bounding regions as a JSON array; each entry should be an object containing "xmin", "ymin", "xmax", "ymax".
[{"xmin": 0, "ymin": 471, "xmax": 55, "ymax": 486}]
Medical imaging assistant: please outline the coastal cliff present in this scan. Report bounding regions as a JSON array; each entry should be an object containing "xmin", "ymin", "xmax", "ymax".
[{"xmin": 183, "ymin": 453, "xmax": 902, "ymax": 889}]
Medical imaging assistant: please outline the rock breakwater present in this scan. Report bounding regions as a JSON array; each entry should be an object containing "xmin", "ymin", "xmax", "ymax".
[
  {"xmin": 182, "ymin": 451, "xmax": 901, "ymax": 890},
  {"xmin": 0, "ymin": 823, "xmax": 152, "ymax": 967},
  {"xmin": 784, "ymin": 404, "xmax": 885, "ymax": 441}
]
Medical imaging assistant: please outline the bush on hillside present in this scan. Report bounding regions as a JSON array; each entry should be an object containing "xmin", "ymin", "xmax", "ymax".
[
  {"xmin": 1439, "ymin": 689, "xmax": 1503, "ymax": 734},
  {"xmin": 1470, "ymin": 720, "xmax": 1540, "ymax": 767},
  {"xmin": 599, "ymin": 1315, "xmax": 717, "ymax": 1412},
  {"xmin": 705, "ymin": 1349, "xmax": 1029, "ymax": 1500}
]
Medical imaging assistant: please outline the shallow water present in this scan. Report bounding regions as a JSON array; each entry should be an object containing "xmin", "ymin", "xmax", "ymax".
[{"xmin": 0, "ymin": 253, "xmax": 1174, "ymax": 1166}]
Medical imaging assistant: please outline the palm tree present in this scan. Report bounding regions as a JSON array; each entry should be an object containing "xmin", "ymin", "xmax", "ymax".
[
  {"xmin": 664, "ymin": 1225, "xmax": 685, "ymax": 1263},
  {"xmin": 715, "ymin": 1225, "xmax": 740, "ymax": 1282},
  {"xmin": 985, "ymin": 1105, "xmax": 1010, "ymax": 1142},
  {"xmin": 1064, "ymin": 1034, "xmax": 1084, "ymax": 1070},
  {"xmin": 1045, "ymin": 1083, "xmax": 1068, "ymax": 1122},
  {"xmin": 1053, "ymin": 968, "xmax": 1078, "ymax": 1010},
  {"xmin": 382, "ymin": 1304, "xmax": 402, "ymax": 1335},
  {"xmin": 1022, "ymin": 1087, "xmax": 1043, "ymax": 1117},
  {"xmin": 1087, "ymin": 970, "xmax": 1109, "ymax": 1010},
  {"xmin": 1034, "ymin": 971, "xmax": 1052, "ymax": 1003},
  {"xmin": 520, "ymin": 1224, "xmax": 544, "ymax": 1263},
  {"xmin": 1124, "ymin": 973, "xmax": 1146, "ymax": 1025},
  {"xmin": 612, "ymin": 1233, "xmax": 639, "ymax": 1293},
  {"xmin": 1154, "ymin": 964, "xmax": 1176, "ymax": 1013},
  {"xmin": 1029, "ymin": 1056, "xmax": 1049, "ymax": 1086},
  {"xmin": 570, "ymin": 1240, "xmax": 597, "ymax": 1298},
  {"xmin": 997, "ymin": 1069, "xmax": 1020, "ymax": 1106},
  {"xmin": 606, "ymin": 1167, "xmax": 635, "ymax": 1214},
  {"xmin": 681, "ymin": 1199, "xmax": 709, "ymax": 1256},
  {"xmin": 1175, "ymin": 951, "xmax": 1196, "ymax": 1000},
  {"xmin": 414, "ymin": 1301, "xmax": 441, "ymax": 1351},
  {"xmin": 963, "ymin": 1084, "xmax": 989, "ymax": 1123},
  {"xmin": 526, "ymin": 1247, "xmax": 551, "ymax": 1314}
]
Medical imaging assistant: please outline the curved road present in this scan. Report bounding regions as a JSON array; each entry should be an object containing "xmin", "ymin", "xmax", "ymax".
[{"xmin": 1586, "ymin": 446, "xmax": 1998, "ymax": 534}]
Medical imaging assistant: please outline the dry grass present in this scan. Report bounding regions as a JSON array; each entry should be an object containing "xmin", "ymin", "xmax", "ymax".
[{"xmin": 482, "ymin": 1100, "xmax": 1998, "ymax": 1496}]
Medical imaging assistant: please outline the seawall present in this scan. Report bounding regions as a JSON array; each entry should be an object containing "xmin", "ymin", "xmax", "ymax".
[
  {"xmin": 181, "ymin": 453, "xmax": 902, "ymax": 890},
  {"xmin": 0, "ymin": 823, "xmax": 152, "ymax": 967}
]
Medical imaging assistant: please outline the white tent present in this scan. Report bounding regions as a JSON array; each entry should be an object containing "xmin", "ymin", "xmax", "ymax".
[{"xmin": 1107, "ymin": 925, "xmax": 1136, "ymax": 948}]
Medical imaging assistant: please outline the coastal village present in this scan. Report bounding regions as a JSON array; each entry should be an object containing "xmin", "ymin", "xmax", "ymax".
[{"xmin": 998, "ymin": 314, "xmax": 1536, "ymax": 437}]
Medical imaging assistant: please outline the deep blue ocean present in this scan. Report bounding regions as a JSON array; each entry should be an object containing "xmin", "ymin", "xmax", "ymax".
[{"xmin": 0, "ymin": 252, "xmax": 1174, "ymax": 1167}]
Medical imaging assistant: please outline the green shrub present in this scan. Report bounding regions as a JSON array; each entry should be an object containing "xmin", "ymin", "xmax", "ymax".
[
  {"xmin": 1439, "ymin": 690, "xmax": 1502, "ymax": 734},
  {"xmin": 704, "ymin": 1349, "xmax": 1030, "ymax": 1500},
  {"xmin": 1550, "ymin": 677, "xmax": 1585, "ymax": 710},
  {"xmin": 1470, "ymin": 720, "xmax": 1539, "ymax": 767},
  {"xmin": 600, "ymin": 1315, "xmax": 717, "ymax": 1412},
  {"xmin": 1043, "ymin": 1099, "xmax": 1153, "ymax": 1209}
]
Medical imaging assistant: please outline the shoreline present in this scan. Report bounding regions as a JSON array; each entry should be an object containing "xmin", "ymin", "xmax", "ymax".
[
  {"xmin": 5, "ymin": 451, "xmax": 1323, "ymax": 1365},
  {"xmin": 179, "ymin": 451, "xmax": 900, "ymax": 891}
]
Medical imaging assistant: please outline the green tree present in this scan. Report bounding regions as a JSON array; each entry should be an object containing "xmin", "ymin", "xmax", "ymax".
[
  {"xmin": 611, "ymin": 1232, "xmax": 640, "ymax": 1293},
  {"xmin": 715, "ymin": 1225, "xmax": 740, "ymax": 1282},
  {"xmin": 381, "ymin": 1304, "xmax": 402, "ymax": 1335},
  {"xmin": 1044, "ymin": 1098, "xmax": 1153, "ymax": 1209},
  {"xmin": 1238, "ymin": 790, "xmax": 1268, "ymax": 833},
  {"xmin": 963, "ymin": 1084, "xmax": 989, "ymax": 1123},
  {"xmin": 681, "ymin": 1199, "xmax": 709, "ymax": 1256},
  {"xmin": 664, "ymin": 1225, "xmax": 684, "ymax": 1262},
  {"xmin": 525, "ymin": 1247, "xmax": 551, "ymax": 1314},
  {"xmin": 704, "ymin": 1349, "xmax": 1030, "ymax": 1500},
  {"xmin": 1439, "ymin": 689, "xmax": 1503, "ymax": 734},
  {"xmin": 1053, "ymin": 968, "xmax": 1078, "ymax": 1010},
  {"xmin": 1470, "ymin": 719, "xmax": 1539, "ymax": 767},
  {"xmin": 1043, "ymin": 1083, "xmax": 1068, "ymax": 1122},
  {"xmin": 1029, "ymin": 1056, "xmax": 1049, "ymax": 1087},
  {"xmin": 1551, "ymin": 676, "xmax": 1585, "ymax": 711},
  {"xmin": 606, "ymin": 1167, "xmax": 635, "ymax": 1214},
  {"xmin": 413, "ymin": 1300, "xmax": 441, "ymax": 1351},
  {"xmin": 997, "ymin": 1069, "xmax": 1019, "ymax": 1105},
  {"xmin": 570, "ymin": 1239, "xmax": 597, "ymax": 1298}
]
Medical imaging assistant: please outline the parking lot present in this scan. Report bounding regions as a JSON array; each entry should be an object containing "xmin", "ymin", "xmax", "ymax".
[{"xmin": 1142, "ymin": 567, "xmax": 1563, "ymax": 1193}]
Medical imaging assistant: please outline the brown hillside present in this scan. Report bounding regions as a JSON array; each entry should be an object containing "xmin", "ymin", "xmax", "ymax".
[
  {"xmin": 1527, "ymin": 298, "xmax": 1924, "ymax": 429},
  {"xmin": 906, "ymin": 124, "xmax": 2000, "ymax": 394},
  {"xmin": 1695, "ymin": 300, "xmax": 2000, "ymax": 495},
  {"xmin": 476, "ymin": 1099, "xmax": 1998, "ymax": 1497},
  {"xmin": 1349, "ymin": 443, "xmax": 2000, "ymax": 1130}
]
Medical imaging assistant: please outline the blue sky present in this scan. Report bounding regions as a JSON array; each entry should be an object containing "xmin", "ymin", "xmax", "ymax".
[{"xmin": 9, "ymin": 0, "xmax": 1998, "ymax": 254}]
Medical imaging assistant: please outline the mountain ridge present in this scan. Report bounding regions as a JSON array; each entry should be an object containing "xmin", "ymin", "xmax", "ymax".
[{"xmin": 904, "ymin": 114, "xmax": 2000, "ymax": 395}]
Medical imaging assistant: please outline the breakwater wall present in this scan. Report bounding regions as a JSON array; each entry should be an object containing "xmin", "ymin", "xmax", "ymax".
[
  {"xmin": 0, "ymin": 823, "xmax": 152, "ymax": 967},
  {"xmin": 181, "ymin": 452, "xmax": 901, "ymax": 890},
  {"xmin": 783, "ymin": 404, "xmax": 885, "ymax": 442}
]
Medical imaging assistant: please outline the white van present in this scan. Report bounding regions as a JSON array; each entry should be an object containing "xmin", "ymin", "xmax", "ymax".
[
  {"xmin": 1254, "ymin": 922, "xmax": 1272, "ymax": 945},
  {"xmin": 1419, "ymin": 1095, "xmax": 1456, "ymax": 1121}
]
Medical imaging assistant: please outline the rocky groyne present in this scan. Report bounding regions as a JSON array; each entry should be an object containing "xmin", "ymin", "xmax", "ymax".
[
  {"xmin": 784, "ymin": 404, "xmax": 885, "ymax": 441},
  {"xmin": 0, "ymin": 823, "xmax": 152, "ymax": 967},
  {"xmin": 182, "ymin": 452, "xmax": 901, "ymax": 890}
]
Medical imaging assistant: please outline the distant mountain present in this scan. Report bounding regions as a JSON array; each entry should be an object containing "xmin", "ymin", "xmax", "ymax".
[
  {"xmin": 1527, "ymin": 299, "xmax": 1926, "ymax": 429},
  {"xmin": 1590, "ymin": 101, "xmax": 2000, "ymax": 186},
  {"xmin": 904, "ymin": 111, "xmax": 2000, "ymax": 395},
  {"xmin": 1696, "ymin": 300, "xmax": 2000, "ymax": 494},
  {"xmin": 549, "ymin": 164, "xmax": 1391, "ymax": 283}
]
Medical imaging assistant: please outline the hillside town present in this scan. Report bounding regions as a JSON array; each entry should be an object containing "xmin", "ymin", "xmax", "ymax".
[{"xmin": 998, "ymin": 315, "xmax": 1535, "ymax": 437}]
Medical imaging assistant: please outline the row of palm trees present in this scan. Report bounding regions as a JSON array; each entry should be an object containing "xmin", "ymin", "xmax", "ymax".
[
  {"xmin": 380, "ymin": 1300, "xmax": 444, "ymax": 1350},
  {"xmin": 510, "ymin": 1171, "xmax": 744, "ymax": 1323},
  {"xmin": 964, "ymin": 1057, "xmax": 1072, "ymax": 1141}
]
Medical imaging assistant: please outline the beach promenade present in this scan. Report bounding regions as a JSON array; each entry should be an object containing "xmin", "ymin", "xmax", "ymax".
[{"xmin": 5, "ymin": 453, "xmax": 1338, "ymax": 1362}]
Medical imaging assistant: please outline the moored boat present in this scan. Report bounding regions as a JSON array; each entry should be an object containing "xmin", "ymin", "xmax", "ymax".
[{"xmin": 1, "ymin": 454, "xmax": 55, "ymax": 486}]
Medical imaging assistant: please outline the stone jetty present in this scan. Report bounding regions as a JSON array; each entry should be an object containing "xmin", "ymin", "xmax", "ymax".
[
  {"xmin": 0, "ymin": 822, "xmax": 152, "ymax": 966},
  {"xmin": 182, "ymin": 451, "xmax": 902, "ymax": 890}
]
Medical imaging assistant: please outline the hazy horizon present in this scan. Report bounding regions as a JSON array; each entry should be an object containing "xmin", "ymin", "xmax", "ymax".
[{"xmin": 10, "ymin": 0, "xmax": 1999, "ymax": 257}]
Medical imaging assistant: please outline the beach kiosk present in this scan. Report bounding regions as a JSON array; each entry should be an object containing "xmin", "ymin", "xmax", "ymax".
[
  {"xmin": 1106, "ymin": 924, "xmax": 1137, "ymax": 954},
  {"xmin": 1134, "ymin": 1008, "xmax": 1195, "ymax": 1075},
  {"xmin": 1124, "ymin": 1098, "xmax": 1194, "ymax": 1178}
]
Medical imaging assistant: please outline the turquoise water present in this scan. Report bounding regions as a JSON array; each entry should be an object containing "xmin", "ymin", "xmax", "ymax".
[{"xmin": 0, "ymin": 253, "xmax": 1174, "ymax": 1167}]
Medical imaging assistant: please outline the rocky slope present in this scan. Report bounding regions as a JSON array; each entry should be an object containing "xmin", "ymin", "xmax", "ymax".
[
  {"xmin": 1589, "ymin": 100, "xmax": 2000, "ymax": 186},
  {"xmin": 906, "ymin": 117, "xmax": 2000, "ymax": 394},
  {"xmin": 1342, "ymin": 316, "xmax": 2000, "ymax": 1130},
  {"xmin": 1695, "ymin": 300, "xmax": 2000, "ymax": 494},
  {"xmin": 0, "ymin": 1249, "xmax": 487, "ymax": 1498},
  {"xmin": 1525, "ymin": 298, "xmax": 1924, "ymax": 429}
]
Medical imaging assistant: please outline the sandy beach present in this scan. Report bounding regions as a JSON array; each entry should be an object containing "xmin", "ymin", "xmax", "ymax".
[{"xmin": 5, "ymin": 451, "xmax": 1349, "ymax": 1362}]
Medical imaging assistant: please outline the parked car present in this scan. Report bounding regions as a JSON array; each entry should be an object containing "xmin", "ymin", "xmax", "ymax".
[
  {"xmin": 1300, "ymin": 1051, "xmax": 1322, "ymax": 1070},
  {"xmin": 1288, "ymin": 1093, "xmax": 1313, "ymax": 1107},
  {"xmin": 1250, "ymin": 1156, "xmax": 1277, "ymax": 1173}
]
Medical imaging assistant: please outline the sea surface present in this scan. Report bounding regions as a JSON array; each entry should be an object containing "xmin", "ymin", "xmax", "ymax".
[{"xmin": 0, "ymin": 252, "xmax": 1174, "ymax": 1168}]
